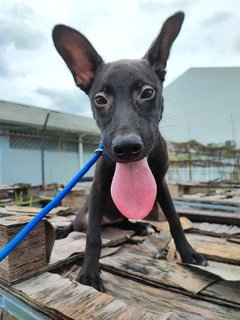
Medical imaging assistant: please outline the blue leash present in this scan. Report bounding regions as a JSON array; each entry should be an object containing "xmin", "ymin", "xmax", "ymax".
[{"xmin": 0, "ymin": 140, "xmax": 105, "ymax": 262}]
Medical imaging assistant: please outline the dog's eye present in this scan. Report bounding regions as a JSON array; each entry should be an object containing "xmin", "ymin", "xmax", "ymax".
[
  {"xmin": 95, "ymin": 94, "xmax": 108, "ymax": 106},
  {"xmin": 140, "ymin": 87, "xmax": 154, "ymax": 99}
]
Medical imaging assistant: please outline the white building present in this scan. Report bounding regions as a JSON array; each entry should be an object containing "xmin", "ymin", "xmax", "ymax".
[
  {"xmin": 163, "ymin": 67, "xmax": 240, "ymax": 147},
  {"xmin": 0, "ymin": 100, "xmax": 101, "ymax": 186}
]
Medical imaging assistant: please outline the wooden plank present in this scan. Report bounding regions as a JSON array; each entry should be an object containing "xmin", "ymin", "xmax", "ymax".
[
  {"xmin": 177, "ymin": 207, "xmax": 240, "ymax": 226},
  {"xmin": 146, "ymin": 217, "xmax": 193, "ymax": 231},
  {"xmin": 5, "ymin": 205, "xmax": 72, "ymax": 216},
  {"xmin": 48, "ymin": 214, "xmax": 77, "ymax": 228},
  {"xmin": 175, "ymin": 195, "xmax": 240, "ymax": 207},
  {"xmin": 0, "ymin": 208, "xmax": 16, "ymax": 217},
  {"xmin": 101, "ymin": 271, "xmax": 240, "ymax": 320},
  {"xmin": 58, "ymin": 263, "xmax": 240, "ymax": 311},
  {"xmin": 61, "ymin": 188, "xmax": 85, "ymax": 211},
  {"xmin": 203, "ymin": 280, "xmax": 240, "ymax": 307},
  {"xmin": 101, "ymin": 227, "xmax": 135, "ymax": 245},
  {"xmin": 191, "ymin": 222, "xmax": 240, "ymax": 238},
  {"xmin": 228, "ymin": 237, "xmax": 240, "ymax": 244},
  {"xmin": 135, "ymin": 231, "xmax": 172, "ymax": 259},
  {"xmin": 0, "ymin": 215, "xmax": 47, "ymax": 285},
  {"xmin": 186, "ymin": 234, "xmax": 240, "ymax": 264},
  {"xmin": 58, "ymin": 264, "xmax": 240, "ymax": 320},
  {"xmin": 11, "ymin": 272, "xmax": 162, "ymax": 319},
  {"xmin": 49, "ymin": 228, "xmax": 134, "ymax": 267},
  {"xmin": 100, "ymin": 246, "xmax": 218, "ymax": 294},
  {"xmin": 50, "ymin": 232, "xmax": 87, "ymax": 264},
  {"xmin": 186, "ymin": 260, "xmax": 240, "ymax": 281},
  {"xmin": 0, "ymin": 199, "xmax": 12, "ymax": 204}
]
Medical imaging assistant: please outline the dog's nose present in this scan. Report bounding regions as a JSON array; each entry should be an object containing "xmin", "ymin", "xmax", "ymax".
[{"xmin": 112, "ymin": 135, "xmax": 143, "ymax": 160}]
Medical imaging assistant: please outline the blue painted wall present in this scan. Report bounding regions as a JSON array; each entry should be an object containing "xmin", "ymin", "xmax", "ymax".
[
  {"xmin": 1, "ymin": 135, "xmax": 41, "ymax": 185},
  {"xmin": 0, "ymin": 136, "xmax": 4, "ymax": 184},
  {"xmin": 44, "ymin": 150, "xmax": 79, "ymax": 185},
  {"xmin": 0, "ymin": 136, "xmax": 96, "ymax": 186}
]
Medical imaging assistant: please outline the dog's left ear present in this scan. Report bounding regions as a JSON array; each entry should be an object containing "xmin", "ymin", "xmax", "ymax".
[
  {"xmin": 144, "ymin": 11, "xmax": 184, "ymax": 81},
  {"xmin": 52, "ymin": 25, "xmax": 103, "ymax": 93}
]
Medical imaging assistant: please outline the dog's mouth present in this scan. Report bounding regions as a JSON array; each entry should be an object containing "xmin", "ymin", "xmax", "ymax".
[
  {"xmin": 111, "ymin": 157, "xmax": 157, "ymax": 220},
  {"xmin": 104, "ymin": 135, "xmax": 157, "ymax": 220},
  {"xmin": 111, "ymin": 154, "xmax": 146, "ymax": 164}
]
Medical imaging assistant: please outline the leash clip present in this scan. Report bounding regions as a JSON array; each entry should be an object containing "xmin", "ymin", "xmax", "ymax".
[
  {"xmin": 95, "ymin": 140, "xmax": 112, "ymax": 161},
  {"xmin": 95, "ymin": 147, "xmax": 104, "ymax": 154},
  {"xmin": 95, "ymin": 147, "xmax": 112, "ymax": 161}
]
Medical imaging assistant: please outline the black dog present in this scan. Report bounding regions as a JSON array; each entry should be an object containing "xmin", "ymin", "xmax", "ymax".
[{"xmin": 52, "ymin": 11, "xmax": 207, "ymax": 292}]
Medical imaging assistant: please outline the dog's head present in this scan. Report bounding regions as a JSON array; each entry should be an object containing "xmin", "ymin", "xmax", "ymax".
[{"xmin": 52, "ymin": 12, "xmax": 184, "ymax": 163}]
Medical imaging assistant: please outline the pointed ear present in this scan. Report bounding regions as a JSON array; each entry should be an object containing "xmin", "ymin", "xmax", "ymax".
[
  {"xmin": 144, "ymin": 11, "xmax": 184, "ymax": 81},
  {"xmin": 52, "ymin": 24, "xmax": 103, "ymax": 93}
]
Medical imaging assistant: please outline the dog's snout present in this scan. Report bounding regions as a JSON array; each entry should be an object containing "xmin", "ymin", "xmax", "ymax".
[{"xmin": 112, "ymin": 135, "xmax": 143, "ymax": 161}]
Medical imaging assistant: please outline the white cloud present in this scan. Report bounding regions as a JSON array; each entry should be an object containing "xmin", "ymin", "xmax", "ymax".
[
  {"xmin": 36, "ymin": 87, "xmax": 91, "ymax": 116},
  {"xmin": 0, "ymin": 0, "xmax": 240, "ymax": 120}
]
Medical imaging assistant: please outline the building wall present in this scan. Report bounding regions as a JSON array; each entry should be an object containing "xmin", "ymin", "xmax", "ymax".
[
  {"xmin": 0, "ymin": 135, "xmax": 97, "ymax": 186},
  {"xmin": 44, "ymin": 150, "xmax": 79, "ymax": 185},
  {"xmin": 83, "ymin": 143, "xmax": 98, "ymax": 177},
  {"xmin": 1, "ymin": 135, "xmax": 41, "ymax": 185},
  {"xmin": 0, "ymin": 136, "xmax": 4, "ymax": 184}
]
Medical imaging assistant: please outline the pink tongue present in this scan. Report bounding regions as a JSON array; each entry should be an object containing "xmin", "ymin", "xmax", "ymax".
[{"xmin": 111, "ymin": 158, "xmax": 157, "ymax": 220}]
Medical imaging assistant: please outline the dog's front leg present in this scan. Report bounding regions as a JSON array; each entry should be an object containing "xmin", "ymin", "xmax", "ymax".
[
  {"xmin": 77, "ymin": 180, "xmax": 104, "ymax": 291},
  {"xmin": 156, "ymin": 179, "xmax": 208, "ymax": 266},
  {"xmin": 77, "ymin": 159, "xmax": 114, "ymax": 292}
]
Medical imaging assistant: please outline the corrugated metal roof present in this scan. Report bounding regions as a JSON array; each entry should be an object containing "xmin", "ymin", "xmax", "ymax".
[
  {"xmin": 0, "ymin": 100, "xmax": 100, "ymax": 135},
  {"xmin": 163, "ymin": 67, "xmax": 240, "ymax": 146}
]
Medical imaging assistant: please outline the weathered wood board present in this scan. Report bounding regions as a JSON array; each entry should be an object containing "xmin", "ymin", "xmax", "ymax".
[
  {"xmin": 101, "ymin": 271, "xmax": 240, "ymax": 320},
  {"xmin": 1, "ymin": 194, "xmax": 240, "ymax": 320},
  {"xmin": 203, "ymin": 279, "xmax": 240, "ymax": 307},
  {"xmin": 146, "ymin": 217, "xmax": 193, "ymax": 231},
  {"xmin": 100, "ymin": 246, "xmax": 218, "ymax": 294},
  {"xmin": 5, "ymin": 205, "xmax": 72, "ymax": 216},
  {"xmin": 50, "ymin": 228, "xmax": 134, "ymax": 266},
  {"xmin": 186, "ymin": 260, "xmax": 240, "ymax": 281},
  {"xmin": 132, "ymin": 231, "xmax": 172, "ymax": 258},
  {"xmin": 59, "ymin": 264, "xmax": 240, "ymax": 320},
  {"xmin": 191, "ymin": 222, "xmax": 240, "ymax": 237},
  {"xmin": 61, "ymin": 187, "xmax": 85, "ymax": 211},
  {"xmin": 0, "ymin": 215, "xmax": 47, "ymax": 285},
  {"xmin": 176, "ymin": 194, "xmax": 240, "ymax": 206},
  {"xmin": 177, "ymin": 206, "xmax": 240, "ymax": 225},
  {"xmin": 186, "ymin": 233, "xmax": 240, "ymax": 264},
  {"xmin": 47, "ymin": 214, "xmax": 77, "ymax": 228},
  {"xmin": 12, "ymin": 272, "xmax": 165, "ymax": 320}
]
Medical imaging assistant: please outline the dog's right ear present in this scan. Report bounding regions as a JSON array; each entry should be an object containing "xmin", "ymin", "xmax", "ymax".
[
  {"xmin": 144, "ymin": 11, "xmax": 184, "ymax": 82},
  {"xmin": 52, "ymin": 25, "xmax": 103, "ymax": 93}
]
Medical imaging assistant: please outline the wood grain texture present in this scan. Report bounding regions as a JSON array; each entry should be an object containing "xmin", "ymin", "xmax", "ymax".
[
  {"xmin": 0, "ymin": 216, "xmax": 47, "ymax": 284},
  {"xmin": 12, "ymin": 272, "xmax": 163, "ymax": 320},
  {"xmin": 186, "ymin": 233, "xmax": 240, "ymax": 264},
  {"xmin": 102, "ymin": 270, "xmax": 240, "ymax": 320},
  {"xmin": 177, "ymin": 207, "xmax": 240, "ymax": 226},
  {"xmin": 100, "ymin": 246, "xmax": 217, "ymax": 294},
  {"xmin": 59, "ymin": 264, "xmax": 240, "ymax": 319}
]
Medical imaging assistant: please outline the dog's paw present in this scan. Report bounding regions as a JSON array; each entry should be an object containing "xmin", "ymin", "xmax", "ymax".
[
  {"xmin": 181, "ymin": 248, "xmax": 208, "ymax": 266},
  {"xmin": 77, "ymin": 271, "xmax": 104, "ymax": 292},
  {"xmin": 55, "ymin": 224, "xmax": 73, "ymax": 239},
  {"xmin": 135, "ymin": 222, "xmax": 155, "ymax": 236}
]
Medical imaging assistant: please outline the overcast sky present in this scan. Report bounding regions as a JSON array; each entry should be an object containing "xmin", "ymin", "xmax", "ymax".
[{"xmin": 0, "ymin": 0, "xmax": 240, "ymax": 144}]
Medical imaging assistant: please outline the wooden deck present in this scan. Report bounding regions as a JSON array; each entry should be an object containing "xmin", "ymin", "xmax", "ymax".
[{"xmin": 0, "ymin": 193, "xmax": 240, "ymax": 319}]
